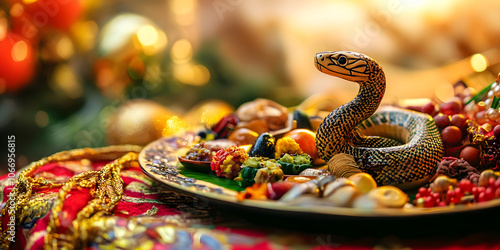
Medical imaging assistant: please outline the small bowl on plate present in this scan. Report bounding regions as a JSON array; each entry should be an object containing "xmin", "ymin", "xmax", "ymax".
[{"xmin": 178, "ymin": 157, "xmax": 212, "ymax": 173}]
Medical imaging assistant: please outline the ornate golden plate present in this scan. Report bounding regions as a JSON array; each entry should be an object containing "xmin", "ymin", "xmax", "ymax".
[{"xmin": 138, "ymin": 131, "xmax": 500, "ymax": 222}]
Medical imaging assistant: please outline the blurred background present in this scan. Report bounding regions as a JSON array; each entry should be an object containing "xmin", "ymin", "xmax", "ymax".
[{"xmin": 1, "ymin": 0, "xmax": 500, "ymax": 170}]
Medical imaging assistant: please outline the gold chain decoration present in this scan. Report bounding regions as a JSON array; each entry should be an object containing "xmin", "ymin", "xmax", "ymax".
[{"xmin": 0, "ymin": 145, "xmax": 141, "ymax": 250}]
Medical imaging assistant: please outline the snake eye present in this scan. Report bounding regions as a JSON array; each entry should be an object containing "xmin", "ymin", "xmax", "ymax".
[{"xmin": 337, "ymin": 55, "xmax": 348, "ymax": 66}]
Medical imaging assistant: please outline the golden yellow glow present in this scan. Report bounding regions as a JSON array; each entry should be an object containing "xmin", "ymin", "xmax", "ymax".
[
  {"xmin": 171, "ymin": 0, "xmax": 196, "ymax": 26},
  {"xmin": 10, "ymin": 4, "xmax": 24, "ymax": 17},
  {"xmin": 0, "ymin": 12, "xmax": 7, "ymax": 40},
  {"xmin": 434, "ymin": 82, "xmax": 454, "ymax": 102},
  {"xmin": 173, "ymin": 63, "xmax": 210, "ymax": 86},
  {"xmin": 171, "ymin": 39, "xmax": 192, "ymax": 63},
  {"xmin": 52, "ymin": 65, "xmax": 83, "ymax": 99},
  {"xmin": 470, "ymin": 53, "xmax": 488, "ymax": 72},
  {"xmin": 201, "ymin": 108, "xmax": 230, "ymax": 125},
  {"xmin": 23, "ymin": 0, "xmax": 37, "ymax": 4},
  {"xmin": 137, "ymin": 25, "xmax": 159, "ymax": 47},
  {"xmin": 174, "ymin": 12, "xmax": 195, "ymax": 26},
  {"xmin": 56, "ymin": 36, "xmax": 75, "ymax": 60},
  {"xmin": 183, "ymin": 100, "xmax": 234, "ymax": 126},
  {"xmin": 192, "ymin": 65, "xmax": 210, "ymax": 85},
  {"xmin": 142, "ymin": 30, "xmax": 168, "ymax": 56},
  {"xmin": 12, "ymin": 41, "xmax": 28, "ymax": 62},
  {"xmin": 35, "ymin": 111, "xmax": 49, "ymax": 127},
  {"xmin": 71, "ymin": 21, "xmax": 99, "ymax": 52},
  {"xmin": 171, "ymin": 0, "xmax": 195, "ymax": 15},
  {"xmin": 162, "ymin": 116, "xmax": 190, "ymax": 136}
]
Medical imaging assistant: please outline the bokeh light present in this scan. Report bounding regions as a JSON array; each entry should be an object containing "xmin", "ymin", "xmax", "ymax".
[
  {"xmin": 11, "ymin": 41, "xmax": 28, "ymax": 62},
  {"xmin": 162, "ymin": 116, "xmax": 190, "ymax": 136},
  {"xmin": 137, "ymin": 25, "xmax": 159, "ymax": 47},
  {"xmin": 171, "ymin": 0, "xmax": 196, "ymax": 26},
  {"xmin": 0, "ymin": 12, "xmax": 6, "ymax": 40},
  {"xmin": 35, "ymin": 110, "xmax": 49, "ymax": 127},
  {"xmin": 9, "ymin": 4, "xmax": 23, "ymax": 17},
  {"xmin": 51, "ymin": 64, "xmax": 83, "ymax": 99},
  {"xmin": 171, "ymin": 39, "xmax": 192, "ymax": 63},
  {"xmin": 470, "ymin": 53, "xmax": 488, "ymax": 72},
  {"xmin": 56, "ymin": 36, "xmax": 75, "ymax": 60},
  {"xmin": 173, "ymin": 63, "xmax": 210, "ymax": 86},
  {"xmin": 71, "ymin": 20, "xmax": 99, "ymax": 51},
  {"xmin": 171, "ymin": 0, "xmax": 195, "ymax": 15}
]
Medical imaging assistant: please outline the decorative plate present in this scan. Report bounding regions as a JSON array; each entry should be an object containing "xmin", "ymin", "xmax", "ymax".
[{"xmin": 138, "ymin": 131, "xmax": 500, "ymax": 223}]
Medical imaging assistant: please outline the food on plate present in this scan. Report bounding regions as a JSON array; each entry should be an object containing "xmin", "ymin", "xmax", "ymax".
[
  {"xmin": 210, "ymin": 146, "xmax": 248, "ymax": 178},
  {"xmin": 228, "ymin": 128, "xmax": 259, "ymax": 145},
  {"xmin": 347, "ymin": 173, "xmax": 377, "ymax": 194},
  {"xmin": 254, "ymin": 163, "xmax": 284, "ymax": 184},
  {"xmin": 235, "ymin": 98, "xmax": 288, "ymax": 131},
  {"xmin": 234, "ymin": 157, "xmax": 283, "ymax": 187},
  {"xmin": 274, "ymin": 137, "xmax": 304, "ymax": 159},
  {"xmin": 182, "ymin": 141, "xmax": 221, "ymax": 162},
  {"xmin": 248, "ymin": 132, "xmax": 276, "ymax": 158},
  {"xmin": 284, "ymin": 129, "xmax": 318, "ymax": 161},
  {"xmin": 277, "ymin": 153, "xmax": 313, "ymax": 175}
]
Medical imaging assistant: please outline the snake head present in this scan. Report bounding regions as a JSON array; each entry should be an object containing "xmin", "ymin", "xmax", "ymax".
[{"xmin": 315, "ymin": 51, "xmax": 374, "ymax": 83}]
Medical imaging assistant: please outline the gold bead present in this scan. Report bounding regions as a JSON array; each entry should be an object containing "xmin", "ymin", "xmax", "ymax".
[
  {"xmin": 486, "ymin": 108, "xmax": 500, "ymax": 121},
  {"xmin": 485, "ymin": 98, "xmax": 492, "ymax": 108},
  {"xmin": 495, "ymin": 85, "xmax": 500, "ymax": 98}
]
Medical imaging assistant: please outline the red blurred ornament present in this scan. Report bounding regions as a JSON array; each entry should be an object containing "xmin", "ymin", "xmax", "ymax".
[
  {"xmin": 9, "ymin": 3, "xmax": 40, "ymax": 42},
  {"xmin": 17, "ymin": 0, "xmax": 82, "ymax": 31},
  {"xmin": 0, "ymin": 31, "xmax": 36, "ymax": 92}
]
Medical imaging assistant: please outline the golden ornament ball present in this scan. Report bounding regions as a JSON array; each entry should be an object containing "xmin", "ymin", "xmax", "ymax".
[{"xmin": 107, "ymin": 99, "xmax": 175, "ymax": 146}]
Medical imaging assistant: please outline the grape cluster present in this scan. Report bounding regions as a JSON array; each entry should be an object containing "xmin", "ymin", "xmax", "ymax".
[
  {"xmin": 480, "ymin": 125, "xmax": 500, "ymax": 169},
  {"xmin": 414, "ymin": 173, "xmax": 500, "ymax": 208}
]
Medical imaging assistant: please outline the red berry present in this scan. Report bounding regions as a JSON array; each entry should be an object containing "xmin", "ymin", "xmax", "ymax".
[
  {"xmin": 441, "ymin": 126, "xmax": 463, "ymax": 146},
  {"xmin": 494, "ymin": 178, "xmax": 500, "ymax": 189},
  {"xmin": 458, "ymin": 179, "xmax": 473, "ymax": 193},
  {"xmin": 488, "ymin": 177, "xmax": 496, "ymax": 189},
  {"xmin": 493, "ymin": 125, "xmax": 500, "ymax": 137},
  {"xmin": 450, "ymin": 114, "xmax": 467, "ymax": 130},
  {"xmin": 450, "ymin": 197, "xmax": 458, "ymax": 204},
  {"xmin": 454, "ymin": 187, "xmax": 464, "ymax": 201},
  {"xmin": 478, "ymin": 192, "xmax": 490, "ymax": 203},
  {"xmin": 423, "ymin": 102, "xmax": 437, "ymax": 116},
  {"xmin": 433, "ymin": 114, "xmax": 450, "ymax": 129},
  {"xmin": 438, "ymin": 201, "xmax": 448, "ymax": 207},
  {"xmin": 472, "ymin": 186, "xmax": 485, "ymax": 197},
  {"xmin": 432, "ymin": 192, "xmax": 441, "ymax": 201},
  {"xmin": 440, "ymin": 101, "xmax": 461, "ymax": 115},
  {"xmin": 418, "ymin": 187, "xmax": 429, "ymax": 196},
  {"xmin": 495, "ymin": 188, "xmax": 500, "ymax": 198},
  {"xmin": 424, "ymin": 196, "xmax": 435, "ymax": 207},
  {"xmin": 415, "ymin": 193, "xmax": 422, "ymax": 199},
  {"xmin": 485, "ymin": 187, "xmax": 495, "ymax": 200},
  {"xmin": 446, "ymin": 189, "xmax": 454, "ymax": 203}
]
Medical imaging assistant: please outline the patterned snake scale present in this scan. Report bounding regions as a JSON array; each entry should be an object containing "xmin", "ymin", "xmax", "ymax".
[{"xmin": 314, "ymin": 51, "xmax": 444, "ymax": 189}]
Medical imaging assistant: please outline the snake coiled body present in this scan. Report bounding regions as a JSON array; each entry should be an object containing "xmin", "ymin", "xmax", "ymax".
[{"xmin": 314, "ymin": 51, "xmax": 444, "ymax": 189}]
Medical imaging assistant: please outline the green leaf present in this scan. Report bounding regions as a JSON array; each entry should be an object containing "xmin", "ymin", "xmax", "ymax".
[{"xmin": 178, "ymin": 165, "xmax": 246, "ymax": 192}]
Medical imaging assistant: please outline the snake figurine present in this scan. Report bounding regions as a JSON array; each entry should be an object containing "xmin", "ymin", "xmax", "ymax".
[{"xmin": 314, "ymin": 51, "xmax": 444, "ymax": 189}]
